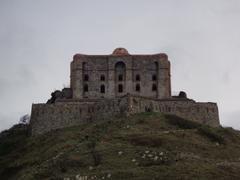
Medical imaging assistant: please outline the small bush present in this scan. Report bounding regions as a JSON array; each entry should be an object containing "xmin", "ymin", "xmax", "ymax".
[
  {"xmin": 86, "ymin": 139, "xmax": 102, "ymax": 166},
  {"xmin": 165, "ymin": 114, "xmax": 225, "ymax": 144},
  {"xmin": 0, "ymin": 124, "xmax": 28, "ymax": 156},
  {"xmin": 137, "ymin": 118, "xmax": 145, "ymax": 124},
  {"xmin": 216, "ymin": 127, "xmax": 239, "ymax": 142},
  {"xmin": 91, "ymin": 150, "xmax": 102, "ymax": 166},
  {"xmin": 127, "ymin": 134, "xmax": 162, "ymax": 147},
  {"xmin": 0, "ymin": 165, "xmax": 23, "ymax": 179},
  {"xmin": 198, "ymin": 126, "xmax": 225, "ymax": 144},
  {"xmin": 165, "ymin": 114, "xmax": 200, "ymax": 129}
]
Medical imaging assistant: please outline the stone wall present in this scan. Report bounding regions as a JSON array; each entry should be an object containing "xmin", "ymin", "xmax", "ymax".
[
  {"xmin": 30, "ymin": 95, "xmax": 220, "ymax": 135},
  {"xmin": 30, "ymin": 98, "xmax": 128, "ymax": 135},
  {"xmin": 127, "ymin": 95, "xmax": 219, "ymax": 127}
]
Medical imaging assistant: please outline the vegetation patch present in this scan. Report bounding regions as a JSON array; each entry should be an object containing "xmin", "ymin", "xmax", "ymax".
[
  {"xmin": 0, "ymin": 124, "xmax": 28, "ymax": 156},
  {"xmin": 165, "ymin": 114, "xmax": 200, "ymax": 129},
  {"xmin": 165, "ymin": 114, "xmax": 225, "ymax": 144},
  {"xmin": 125, "ymin": 134, "xmax": 163, "ymax": 147},
  {"xmin": 197, "ymin": 126, "xmax": 225, "ymax": 144},
  {"xmin": 1, "ymin": 113, "xmax": 240, "ymax": 179}
]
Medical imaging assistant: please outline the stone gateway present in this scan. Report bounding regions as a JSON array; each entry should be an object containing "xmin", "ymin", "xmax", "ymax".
[{"xmin": 30, "ymin": 48, "xmax": 220, "ymax": 135}]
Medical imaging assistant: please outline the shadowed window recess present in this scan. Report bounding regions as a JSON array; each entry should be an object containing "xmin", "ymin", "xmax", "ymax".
[
  {"xmin": 136, "ymin": 84, "xmax": 140, "ymax": 92},
  {"xmin": 84, "ymin": 74, "xmax": 89, "ymax": 81},
  {"xmin": 84, "ymin": 84, "xmax": 88, "ymax": 92},
  {"xmin": 100, "ymin": 85, "xmax": 105, "ymax": 93},
  {"xmin": 152, "ymin": 84, "xmax": 157, "ymax": 91},
  {"xmin": 136, "ymin": 74, "xmax": 140, "ymax": 81},
  {"xmin": 118, "ymin": 84, "xmax": 123, "ymax": 93},
  {"xmin": 152, "ymin": 74, "xmax": 157, "ymax": 81},
  {"xmin": 100, "ymin": 75, "xmax": 105, "ymax": 81}
]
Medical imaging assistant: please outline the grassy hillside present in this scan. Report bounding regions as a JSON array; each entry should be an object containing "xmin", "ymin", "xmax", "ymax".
[{"xmin": 1, "ymin": 113, "xmax": 240, "ymax": 180}]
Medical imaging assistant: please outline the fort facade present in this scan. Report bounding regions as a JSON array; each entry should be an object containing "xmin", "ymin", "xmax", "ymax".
[{"xmin": 30, "ymin": 48, "xmax": 220, "ymax": 135}]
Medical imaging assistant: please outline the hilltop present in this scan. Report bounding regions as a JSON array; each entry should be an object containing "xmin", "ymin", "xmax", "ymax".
[{"xmin": 1, "ymin": 113, "xmax": 240, "ymax": 180}]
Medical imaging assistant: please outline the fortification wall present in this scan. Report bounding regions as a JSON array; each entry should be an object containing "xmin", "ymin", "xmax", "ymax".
[
  {"xmin": 128, "ymin": 96, "xmax": 219, "ymax": 127},
  {"xmin": 30, "ymin": 95, "xmax": 220, "ymax": 135},
  {"xmin": 30, "ymin": 98, "xmax": 128, "ymax": 135}
]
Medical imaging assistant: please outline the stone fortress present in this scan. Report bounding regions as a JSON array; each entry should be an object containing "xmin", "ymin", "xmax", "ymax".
[{"xmin": 30, "ymin": 48, "xmax": 220, "ymax": 135}]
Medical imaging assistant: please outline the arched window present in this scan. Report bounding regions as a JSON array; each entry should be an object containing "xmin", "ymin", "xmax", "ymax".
[
  {"xmin": 136, "ymin": 74, "xmax": 140, "ymax": 81},
  {"xmin": 115, "ymin": 61, "xmax": 126, "ymax": 82},
  {"xmin": 136, "ymin": 84, "xmax": 140, "ymax": 92},
  {"xmin": 84, "ymin": 84, "xmax": 88, "ymax": 92},
  {"xmin": 118, "ymin": 74, "xmax": 123, "ymax": 81},
  {"xmin": 100, "ymin": 85, "xmax": 105, "ymax": 93},
  {"xmin": 118, "ymin": 84, "xmax": 123, "ymax": 93},
  {"xmin": 100, "ymin": 75, "xmax": 105, "ymax": 81},
  {"xmin": 152, "ymin": 84, "xmax": 157, "ymax": 91},
  {"xmin": 152, "ymin": 74, "xmax": 157, "ymax": 81},
  {"xmin": 84, "ymin": 74, "xmax": 89, "ymax": 81},
  {"xmin": 115, "ymin": 61, "xmax": 126, "ymax": 69}
]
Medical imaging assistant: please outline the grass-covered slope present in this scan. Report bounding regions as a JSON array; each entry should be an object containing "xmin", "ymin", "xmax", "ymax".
[{"xmin": 1, "ymin": 113, "xmax": 240, "ymax": 180}]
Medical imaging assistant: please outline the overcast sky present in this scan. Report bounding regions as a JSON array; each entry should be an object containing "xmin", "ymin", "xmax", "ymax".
[{"xmin": 0, "ymin": 0, "xmax": 240, "ymax": 131}]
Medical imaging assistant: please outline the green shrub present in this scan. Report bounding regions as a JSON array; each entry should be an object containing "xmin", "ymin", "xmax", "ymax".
[
  {"xmin": 165, "ymin": 114, "xmax": 200, "ymax": 129},
  {"xmin": 0, "ymin": 165, "xmax": 23, "ymax": 179},
  {"xmin": 86, "ymin": 139, "xmax": 102, "ymax": 166},
  {"xmin": 126, "ymin": 134, "xmax": 162, "ymax": 147},
  {"xmin": 216, "ymin": 127, "xmax": 239, "ymax": 142},
  {"xmin": 165, "ymin": 114, "xmax": 225, "ymax": 144},
  {"xmin": 197, "ymin": 126, "xmax": 225, "ymax": 144},
  {"xmin": 0, "ymin": 124, "xmax": 28, "ymax": 156}
]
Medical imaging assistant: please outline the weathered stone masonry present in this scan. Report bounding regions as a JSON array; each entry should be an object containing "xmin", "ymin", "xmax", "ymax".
[
  {"xmin": 30, "ymin": 97, "xmax": 128, "ymax": 135},
  {"xmin": 30, "ymin": 48, "xmax": 220, "ymax": 135}
]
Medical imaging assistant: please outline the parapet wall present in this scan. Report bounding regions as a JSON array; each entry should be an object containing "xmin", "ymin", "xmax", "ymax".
[
  {"xmin": 127, "ymin": 95, "xmax": 219, "ymax": 127},
  {"xmin": 30, "ymin": 95, "xmax": 220, "ymax": 135},
  {"xmin": 30, "ymin": 98, "xmax": 128, "ymax": 135}
]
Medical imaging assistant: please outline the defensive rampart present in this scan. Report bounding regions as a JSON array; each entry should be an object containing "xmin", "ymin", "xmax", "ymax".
[{"xmin": 30, "ymin": 95, "xmax": 219, "ymax": 135}]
